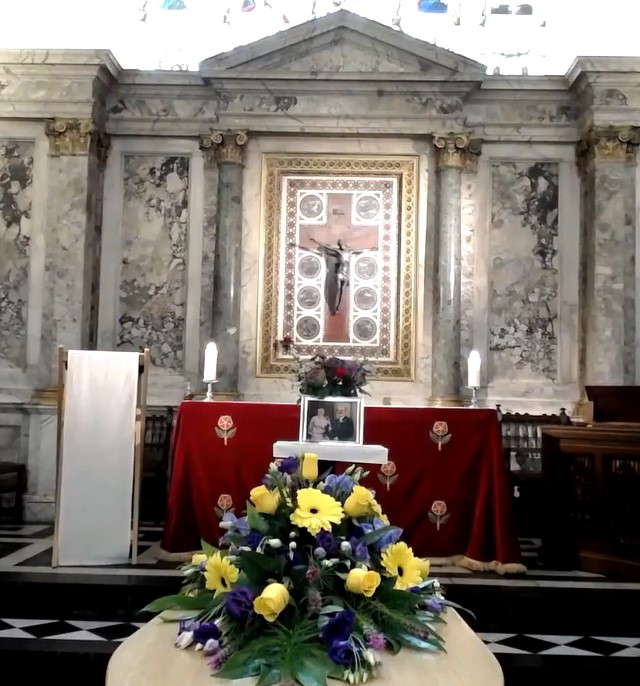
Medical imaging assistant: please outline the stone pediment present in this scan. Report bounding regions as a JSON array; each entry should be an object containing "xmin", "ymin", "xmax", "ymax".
[{"xmin": 199, "ymin": 10, "xmax": 486, "ymax": 80}]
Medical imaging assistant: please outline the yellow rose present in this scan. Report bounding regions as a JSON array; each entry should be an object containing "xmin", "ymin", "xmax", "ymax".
[
  {"xmin": 301, "ymin": 453, "xmax": 319, "ymax": 481},
  {"xmin": 253, "ymin": 583, "xmax": 290, "ymax": 622},
  {"xmin": 191, "ymin": 553, "xmax": 208, "ymax": 566},
  {"xmin": 345, "ymin": 568, "xmax": 381, "ymax": 598},
  {"xmin": 416, "ymin": 557, "xmax": 430, "ymax": 580},
  {"xmin": 344, "ymin": 485, "xmax": 373, "ymax": 518},
  {"xmin": 250, "ymin": 485, "xmax": 280, "ymax": 515}
]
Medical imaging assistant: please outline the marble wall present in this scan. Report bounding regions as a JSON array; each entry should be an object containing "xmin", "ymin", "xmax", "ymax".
[
  {"xmin": 0, "ymin": 141, "xmax": 33, "ymax": 371},
  {"xmin": 489, "ymin": 161, "xmax": 559, "ymax": 383},
  {"xmin": 118, "ymin": 155, "xmax": 190, "ymax": 370}
]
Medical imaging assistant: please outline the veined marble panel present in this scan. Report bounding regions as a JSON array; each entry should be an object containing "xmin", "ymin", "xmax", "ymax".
[
  {"xmin": 118, "ymin": 155, "xmax": 189, "ymax": 370},
  {"xmin": 0, "ymin": 141, "xmax": 33, "ymax": 370},
  {"xmin": 489, "ymin": 161, "xmax": 559, "ymax": 382}
]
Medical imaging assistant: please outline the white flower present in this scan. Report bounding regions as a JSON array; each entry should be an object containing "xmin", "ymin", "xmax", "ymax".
[
  {"xmin": 175, "ymin": 631, "xmax": 194, "ymax": 649},
  {"xmin": 314, "ymin": 547, "xmax": 326, "ymax": 559},
  {"xmin": 219, "ymin": 520, "xmax": 233, "ymax": 530},
  {"xmin": 362, "ymin": 672, "xmax": 369, "ymax": 683},
  {"xmin": 289, "ymin": 531, "xmax": 297, "ymax": 539},
  {"xmin": 268, "ymin": 538, "xmax": 283, "ymax": 548},
  {"xmin": 239, "ymin": 546, "xmax": 251, "ymax": 552},
  {"xmin": 203, "ymin": 638, "xmax": 219, "ymax": 654},
  {"xmin": 340, "ymin": 541, "xmax": 352, "ymax": 553},
  {"xmin": 289, "ymin": 542, "xmax": 297, "ymax": 550},
  {"xmin": 364, "ymin": 650, "xmax": 376, "ymax": 666}
]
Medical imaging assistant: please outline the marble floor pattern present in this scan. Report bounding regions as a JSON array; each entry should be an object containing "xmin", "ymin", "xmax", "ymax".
[{"xmin": 0, "ymin": 617, "xmax": 636, "ymax": 657}]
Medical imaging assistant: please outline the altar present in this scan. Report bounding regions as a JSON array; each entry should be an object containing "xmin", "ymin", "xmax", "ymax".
[{"xmin": 161, "ymin": 402, "xmax": 523, "ymax": 572}]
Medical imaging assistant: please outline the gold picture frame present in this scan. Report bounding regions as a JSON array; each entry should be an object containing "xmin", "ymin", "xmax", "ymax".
[{"xmin": 257, "ymin": 155, "xmax": 418, "ymax": 380}]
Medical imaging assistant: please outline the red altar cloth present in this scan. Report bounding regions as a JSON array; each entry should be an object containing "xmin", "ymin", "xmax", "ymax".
[{"xmin": 161, "ymin": 402, "xmax": 521, "ymax": 567}]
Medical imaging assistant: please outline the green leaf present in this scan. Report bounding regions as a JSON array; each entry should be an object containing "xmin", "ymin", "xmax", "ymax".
[
  {"xmin": 375, "ymin": 589, "xmax": 422, "ymax": 612},
  {"xmin": 256, "ymin": 664, "xmax": 281, "ymax": 686},
  {"xmin": 142, "ymin": 593, "xmax": 212, "ymax": 613},
  {"xmin": 238, "ymin": 551, "xmax": 284, "ymax": 586},
  {"xmin": 385, "ymin": 634, "xmax": 401, "ymax": 655},
  {"xmin": 158, "ymin": 610, "xmax": 199, "ymax": 622},
  {"xmin": 201, "ymin": 539, "xmax": 218, "ymax": 556},
  {"xmin": 293, "ymin": 655, "xmax": 331, "ymax": 686},
  {"xmin": 246, "ymin": 502, "xmax": 271, "ymax": 534},
  {"xmin": 398, "ymin": 632, "xmax": 445, "ymax": 652},
  {"xmin": 216, "ymin": 649, "xmax": 262, "ymax": 680},
  {"xmin": 360, "ymin": 525, "xmax": 402, "ymax": 546}
]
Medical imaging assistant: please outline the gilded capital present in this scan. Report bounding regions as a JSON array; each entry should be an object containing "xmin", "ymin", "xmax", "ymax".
[
  {"xmin": 45, "ymin": 118, "xmax": 94, "ymax": 156},
  {"xmin": 433, "ymin": 133, "xmax": 471, "ymax": 170},
  {"xmin": 576, "ymin": 126, "xmax": 640, "ymax": 175},
  {"xmin": 200, "ymin": 130, "xmax": 248, "ymax": 165}
]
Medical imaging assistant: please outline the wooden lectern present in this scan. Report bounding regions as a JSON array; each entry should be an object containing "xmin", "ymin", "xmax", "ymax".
[{"xmin": 541, "ymin": 386, "xmax": 640, "ymax": 579}]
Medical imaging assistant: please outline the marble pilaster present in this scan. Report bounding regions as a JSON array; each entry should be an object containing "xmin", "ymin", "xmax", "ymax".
[
  {"xmin": 577, "ymin": 127, "xmax": 639, "ymax": 385},
  {"xmin": 41, "ymin": 118, "xmax": 107, "ymax": 388},
  {"xmin": 429, "ymin": 134, "xmax": 479, "ymax": 406},
  {"xmin": 201, "ymin": 130, "xmax": 248, "ymax": 396}
]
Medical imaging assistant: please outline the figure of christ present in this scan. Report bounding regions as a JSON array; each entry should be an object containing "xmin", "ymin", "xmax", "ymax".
[{"xmin": 297, "ymin": 193, "xmax": 379, "ymax": 343}]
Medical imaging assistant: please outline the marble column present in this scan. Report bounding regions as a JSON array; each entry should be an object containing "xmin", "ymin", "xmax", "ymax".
[
  {"xmin": 200, "ymin": 130, "xmax": 248, "ymax": 396},
  {"xmin": 577, "ymin": 127, "xmax": 639, "ymax": 386},
  {"xmin": 429, "ymin": 134, "xmax": 480, "ymax": 406}
]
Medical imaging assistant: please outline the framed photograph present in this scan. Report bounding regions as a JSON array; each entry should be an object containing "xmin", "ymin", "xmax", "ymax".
[
  {"xmin": 257, "ymin": 155, "xmax": 418, "ymax": 380},
  {"xmin": 299, "ymin": 396, "xmax": 364, "ymax": 446}
]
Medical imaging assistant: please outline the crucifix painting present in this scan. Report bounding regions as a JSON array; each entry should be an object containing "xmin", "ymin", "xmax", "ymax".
[{"xmin": 258, "ymin": 156, "xmax": 418, "ymax": 380}]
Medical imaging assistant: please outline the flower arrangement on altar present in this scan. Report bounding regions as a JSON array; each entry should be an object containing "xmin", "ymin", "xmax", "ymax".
[
  {"xmin": 145, "ymin": 454, "xmax": 453, "ymax": 686},
  {"xmin": 277, "ymin": 337, "xmax": 369, "ymax": 399}
]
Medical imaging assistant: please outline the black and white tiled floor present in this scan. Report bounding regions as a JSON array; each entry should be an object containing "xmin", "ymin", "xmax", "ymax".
[{"xmin": 0, "ymin": 618, "xmax": 637, "ymax": 657}]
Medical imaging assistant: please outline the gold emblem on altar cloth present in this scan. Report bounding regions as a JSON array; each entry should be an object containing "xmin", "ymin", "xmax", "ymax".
[
  {"xmin": 214, "ymin": 494, "xmax": 234, "ymax": 519},
  {"xmin": 215, "ymin": 415, "xmax": 237, "ymax": 446},
  {"xmin": 378, "ymin": 461, "xmax": 398, "ymax": 491},
  {"xmin": 428, "ymin": 500, "xmax": 450, "ymax": 531},
  {"xmin": 430, "ymin": 421, "xmax": 451, "ymax": 451}
]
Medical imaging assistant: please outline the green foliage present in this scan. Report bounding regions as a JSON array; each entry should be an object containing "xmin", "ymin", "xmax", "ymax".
[
  {"xmin": 142, "ymin": 593, "xmax": 213, "ymax": 614},
  {"xmin": 246, "ymin": 503, "xmax": 270, "ymax": 533}
]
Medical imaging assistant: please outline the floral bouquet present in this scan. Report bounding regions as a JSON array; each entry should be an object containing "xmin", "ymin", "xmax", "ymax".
[
  {"xmin": 277, "ymin": 337, "xmax": 369, "ymax": 398},
  {"xmin": 145, "ymin": 455, "xmax": 453, "ymax": 686}
]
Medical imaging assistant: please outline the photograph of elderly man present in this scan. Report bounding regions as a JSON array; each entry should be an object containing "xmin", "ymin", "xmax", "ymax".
[{"xmin": 331, "ymin": 403, "xmax": 355, "ymax": 442}]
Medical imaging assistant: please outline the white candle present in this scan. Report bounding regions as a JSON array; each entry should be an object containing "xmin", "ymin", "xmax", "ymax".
[
  {"xmin": 467, "ymin": 350, "xmax": 481, "ymax": 388},
  {"xmin": 203, "ymin": 342, "xmax": 218, "ymax": 382}
]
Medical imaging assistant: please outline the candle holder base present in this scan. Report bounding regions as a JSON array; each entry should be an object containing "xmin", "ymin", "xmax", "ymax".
[
  {"xmin": 467, "ymin": 386, "xmax": 479, "ymax": 409},
  {"xmin": 204, "ymin": 380, "xmax": 219, "ymax": 401}
]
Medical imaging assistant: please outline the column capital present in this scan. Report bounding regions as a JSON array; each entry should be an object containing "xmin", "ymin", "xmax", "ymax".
[
  {"xmin": 576, "ymin": 126, "xmax": 640, "ymax": 175},
  {"xmin": 200, "ymin": 130, "xmax": 248, "ymax": 165},
  {"xmin": 432, "ymin": 133, "xmax": 480, "ymax": 170},
  {"xmin": 45, "ymin": 118, "xmax": 94, "ymax": 156}
]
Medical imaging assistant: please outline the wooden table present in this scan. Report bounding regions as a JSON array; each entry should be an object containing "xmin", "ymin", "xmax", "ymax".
[{"xmin": 106, "ymin": 610, "xmax": 503, "ymax": 686}]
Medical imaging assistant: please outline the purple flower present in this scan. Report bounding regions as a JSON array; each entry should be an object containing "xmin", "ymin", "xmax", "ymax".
[
  {"xmin": 193, "ymin": 622, "xmax": 221, "ymax": 644},
  {"xmin": 315, "ymin": 531, "xmax": 337, "ymax": 554},
  {"xmin": 322, "ymin": 609, "xmax": 355, "ymax": 647},
  {"xmin": 245, "ymin": 531, "xmax": 263, "ymax": 549},
  {"xmin": 278, "ymin": 456, "xmax": 298, "ymax": 474},
  {"xmin": 323, "ymin": 474, "xmax": 354, "ymax": 500},
  {"xmin": 178, "ymin": 619, "xmax": 199, "ymax": 634},
  {"xmin": 328, "ymin": 640, "xmax": 357, "ymax": 666},
  {"xmin": 366, "ymin": 632, "xmax": 386, "ymax": 651},
  {"xmin": 349, "ymin": 537, "xmax": 370, "ymax": 563},
  {"xmin": 426, "ymin": 597, "xmax": 445, "ymax": 614},
  {"xmin": 224, "ymin": 586, "xmax": 255, "ymax": 620},
  {"xmin": 208, "ymin": 647, "xmax": 231, "ymax": 671}
]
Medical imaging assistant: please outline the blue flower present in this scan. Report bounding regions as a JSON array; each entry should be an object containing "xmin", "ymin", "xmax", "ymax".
[
  {"xmin": 245, "ymin": 531, "xmax": 263, "ymax": 549},
  {"xmin": 221, "ymin": 513, "xmax": 249, "ymax": 534},
  {"xmin": 278, "ymin": 456, "xmax": 298, "ymax": 474},
  {"xmin": 328, "ymin": 640, "xmax": 357, "ymax": 666},
  {"xmin": 323, "ymin": 474, "xmax": 354, "ymax": 500},
  {"xmin": 192, "ymin": 622, "xmax": 221, "ymax": 644},
  {"xmin": 322, "ymin": 609, "xmax": 355, "ymax": 647},
  {"xmin": 358, "ymin": 518, "xmax": 402, "ymax": 551}
]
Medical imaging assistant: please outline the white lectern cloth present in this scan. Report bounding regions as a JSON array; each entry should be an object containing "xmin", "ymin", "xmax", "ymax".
[{"xmin": 57, "ymin": 350, "xmax": 140, "ymax": 566}]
